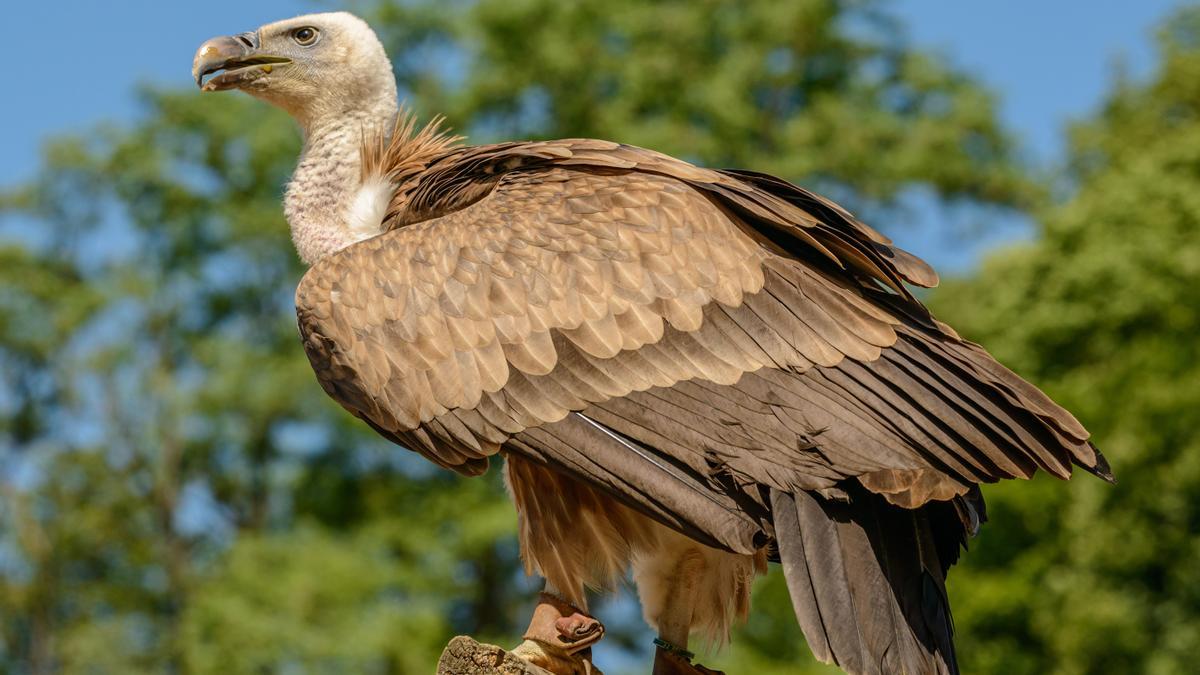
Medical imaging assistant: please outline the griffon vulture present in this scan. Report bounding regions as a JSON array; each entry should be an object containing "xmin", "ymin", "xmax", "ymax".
[{"xmin": 193, "ymin": 12, "xmax": 1112, "ymax": 675}]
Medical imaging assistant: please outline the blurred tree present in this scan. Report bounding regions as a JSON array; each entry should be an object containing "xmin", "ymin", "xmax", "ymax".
[
  {"xmin": 0, "ymin": 1, "xmax": 1034, "ymax": 673},
  {"xmin": 931, "ymin": 8, "xmax": 1200, "ymax": 674},
  {"xmin": 367, "ymin": 0, "xmax": 1034, "ymax": 208}
]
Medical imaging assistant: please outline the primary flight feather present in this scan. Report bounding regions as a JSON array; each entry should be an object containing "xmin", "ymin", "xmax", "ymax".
[{"xmin": 194, "ymin": 12, "xmax": 1112, "ymax": 675}]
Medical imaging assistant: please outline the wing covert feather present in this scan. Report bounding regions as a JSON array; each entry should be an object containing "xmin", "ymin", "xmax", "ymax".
[
  {"xmin": 296, "ymin": 168, "xmax": 773, "ymax": 471},
  {"xmin": 297, "ymin": 140, "xmax": 1106, "ymax": 504}
]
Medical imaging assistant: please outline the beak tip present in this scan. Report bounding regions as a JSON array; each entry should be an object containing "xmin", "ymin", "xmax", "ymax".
[{"xmin": 191, "ymin": 36, "xmax": 243, "ymax": 92}]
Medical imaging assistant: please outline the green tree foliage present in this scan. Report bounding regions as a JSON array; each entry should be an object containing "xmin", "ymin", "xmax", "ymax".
[
  {"xmin": 368, "ymin": 0, "xmax": 1033, "ymax": 206},
  {"xmin": 931, "ymin": 9, "xmax": 1200, "ymax": 674},
  {"xmin": 0, "ymin": 1, "xmax": 1046, "ymax": 673}
]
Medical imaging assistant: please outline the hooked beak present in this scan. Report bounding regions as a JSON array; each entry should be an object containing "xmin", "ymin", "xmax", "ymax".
[{"xmin": 192, "ymin": 31, "xmax": 291, "ymax": 91}]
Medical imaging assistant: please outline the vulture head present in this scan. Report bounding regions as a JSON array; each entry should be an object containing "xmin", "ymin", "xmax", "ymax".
[
  {"xmin": 193, "ymin": 12, "xmax": 418, "ymax": 264},
  {"xmin": 192, "ymin": 12, "xmax": 396, "ymax": 128}
]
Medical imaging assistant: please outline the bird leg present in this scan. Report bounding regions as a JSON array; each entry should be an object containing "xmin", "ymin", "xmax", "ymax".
[
  {"xmin": 652, "ymin": 645, "xmax": 723, "ymax": 675},
  {"xmin": 511, "ymin": 585, "xmax": 605, "ymax": 674},
  {"xmin": 635, "ymin": 544, "xmax": 727, "ymax": 675}
]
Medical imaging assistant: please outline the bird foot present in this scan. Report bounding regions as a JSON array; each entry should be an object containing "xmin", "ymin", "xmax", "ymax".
[
  {"xmin": 521, "ymin": 592, "xmax": 606, "ymax": 653},
  {"xmin": 652, "ymin": 646, "xmax": 724, "ymax": 675},
  {"xmin": 511, "ymin": 592, "xmax": 605, "ymax": 674}
]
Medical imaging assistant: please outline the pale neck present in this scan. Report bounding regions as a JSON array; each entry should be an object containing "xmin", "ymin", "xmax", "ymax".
[
  {"xmin": 284, "ymin": 95, "xmax": 399, "ymax": 265},
  {"xmin": 299, "ymin": 91, "xmax": 399, "ymax": 142}
]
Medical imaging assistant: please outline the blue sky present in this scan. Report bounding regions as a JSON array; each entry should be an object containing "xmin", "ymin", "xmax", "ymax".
[
  {"xmin": 0, "ymin": 0, "xmax": 1183, "ymax": 265},
  {"xmin": 895, "ymin": 0, "xmax": 1176, "ymax": 161}
]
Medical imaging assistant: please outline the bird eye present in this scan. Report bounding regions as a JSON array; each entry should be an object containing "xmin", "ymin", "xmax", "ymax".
[{"xmin": 291, "ymin": 27, "xmax": 319, "ymax": 46}]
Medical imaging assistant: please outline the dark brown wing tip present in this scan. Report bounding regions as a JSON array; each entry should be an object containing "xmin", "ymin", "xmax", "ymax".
[
  {"xmin": 1082, "ymin": 443, "xmax": 1116, "ymax": 484},
  {"xmin": 875, "ymin": 242, "xmax": 941, "ymax": 289}
]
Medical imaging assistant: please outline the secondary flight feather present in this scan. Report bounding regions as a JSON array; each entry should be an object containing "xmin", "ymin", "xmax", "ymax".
[{"xmin": 194, "ymin": 12, "xmax": 1112, "ymax": 675}]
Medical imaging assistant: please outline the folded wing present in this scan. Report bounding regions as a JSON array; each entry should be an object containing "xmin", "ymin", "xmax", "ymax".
[
  {"xmin": 294, "ymin": 140, "xmax": 1111, "ymax": 674},
  {"xmin": 296, "ymin": 141, "xmax": 1106, "ymax": 497}
]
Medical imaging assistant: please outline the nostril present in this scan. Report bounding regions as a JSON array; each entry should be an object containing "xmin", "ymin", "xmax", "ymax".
[{"xmin": 235, "ymin": 32, "xmax": 257, "ymax": 49}]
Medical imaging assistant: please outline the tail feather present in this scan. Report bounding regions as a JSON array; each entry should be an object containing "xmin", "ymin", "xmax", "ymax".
[{"xmin": 771, "ymin": 486, "xmax": 959, "ymax": 675}]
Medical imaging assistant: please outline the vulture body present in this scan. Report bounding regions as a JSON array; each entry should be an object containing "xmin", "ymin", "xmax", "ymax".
[{"xmin": 194, "ymin": 12, "xmax": 1112, "ymax": 675}]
